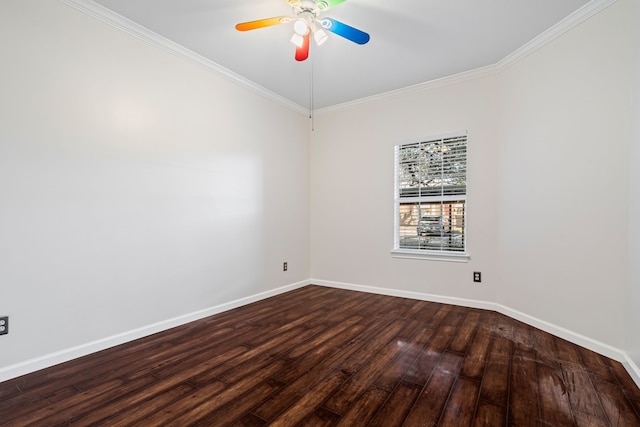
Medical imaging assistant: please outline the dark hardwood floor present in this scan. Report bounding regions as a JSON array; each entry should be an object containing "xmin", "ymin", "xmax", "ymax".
[{"xmin": 1, "ymin": 285, "xmax": 640, "ymax": 426}]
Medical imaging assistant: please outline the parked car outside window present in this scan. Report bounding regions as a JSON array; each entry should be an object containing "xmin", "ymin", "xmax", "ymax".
[{"xmin": 417, "ymin": 215, "xmax": 443, "ymax": 236}]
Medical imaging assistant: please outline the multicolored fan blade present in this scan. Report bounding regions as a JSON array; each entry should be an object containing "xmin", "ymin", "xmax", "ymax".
[
  {"xmin": 295, "ymin": 32, "xmax": 310, "ymax": 61},
  {"xmin": 320, "ymin": 18, "xmax": 370, "ymax": 44},
  {"xmin": 285, "ymin": 0, "xmax": 346, "ymax": 11},
  {"xmin": 315, "ymin": 0, "xmax": 347, "ymax": 10},
  {"xmin": 235, "ymin": 16, "xmax": 289, "ymax": 31}
]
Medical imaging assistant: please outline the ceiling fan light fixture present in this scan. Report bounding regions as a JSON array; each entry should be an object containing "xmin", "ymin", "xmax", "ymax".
[
  {"xmin": 290, "ymin": 33, "xmax": 305, "ymax": 48},
  {"xmin": 313, "ymin": 27, "xmax": 328, "ymax": 46},
  {"xmin": 293, "ymin": 18, "xmax": 310, "ymax": 35},
  {"xmin": 236, "ymin": 0, "xmax": 370, "ymax": 62}
]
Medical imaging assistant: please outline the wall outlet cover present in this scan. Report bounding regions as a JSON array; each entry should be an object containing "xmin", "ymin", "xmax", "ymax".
[{"xmin": 0, "ymin": 316, "xmax": 8, "ymax": 335}]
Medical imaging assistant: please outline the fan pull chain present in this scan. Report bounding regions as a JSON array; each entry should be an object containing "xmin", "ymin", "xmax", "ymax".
[{"xmin": 310, "ymin": 52, "xmax": 315, "ymax": 131}]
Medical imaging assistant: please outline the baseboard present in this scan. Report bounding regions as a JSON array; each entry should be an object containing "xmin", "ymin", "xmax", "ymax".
[
  {"xmin": 493, "ymin": 303, "xmax": 626, "ymax": 362},
  {"xmin": 312, "ymin": 279, "xmax": 640, "ymax": 388},
  {"xmin": 4, "ymin": 278, "xmax": 639, "ymax": 390},
  {"xmin": 0, "ymin": 280, "xmax": 311, "ymax": 383},
  {"xmin": 314, "ymin": 279, "xmax": 498, "ymax": 312},
  {"xmin": 623, "ymin": 353, "xmax": 640, "ymax": 387}
]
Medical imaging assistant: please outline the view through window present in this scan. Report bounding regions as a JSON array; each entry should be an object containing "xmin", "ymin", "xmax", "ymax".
[{"xmin": 394, "ymin": 133, "xmax": 467, "ymax": 253}]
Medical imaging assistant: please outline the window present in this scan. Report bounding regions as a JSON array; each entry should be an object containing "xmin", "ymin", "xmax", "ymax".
[{"xmin": 393, "ymin": 132, "xmax": 468, "ymax": 260}]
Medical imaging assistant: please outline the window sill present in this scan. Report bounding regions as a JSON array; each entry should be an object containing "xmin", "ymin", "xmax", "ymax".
[{"xmin": 391, "ymin": 249, "xmax": 470, "ymax": 263}]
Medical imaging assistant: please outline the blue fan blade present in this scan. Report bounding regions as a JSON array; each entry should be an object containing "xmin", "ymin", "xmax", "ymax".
[{"xmin": 320, "ymin": 18, "xmax": 370, "ymax": 45}]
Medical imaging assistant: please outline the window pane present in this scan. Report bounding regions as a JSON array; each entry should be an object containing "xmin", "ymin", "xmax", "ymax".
[
  {"xmin": 398, "ymin": 201, "xmax": 465, "ymax": 252},
  {"xmin": 397, "ymin": 136, "xmax": 466, "ymax": 198}
]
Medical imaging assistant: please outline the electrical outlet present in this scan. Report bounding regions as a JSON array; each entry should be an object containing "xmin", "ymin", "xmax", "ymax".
[
  {"xmin": 473, "ymin": 272, "xmax": 482, "ymax": 283},
  {"xmin": 0, "ymin": 316, "xmax": 8, "ymax": 335},
  {"xmin": 283, "ymin": 262, "xmax": 288, "ymax": 272}
]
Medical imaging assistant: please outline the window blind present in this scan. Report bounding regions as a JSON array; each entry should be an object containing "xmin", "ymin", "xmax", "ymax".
[{"xmin": 395, "ymin": 133, "xmax": 467, "ymax": 253}]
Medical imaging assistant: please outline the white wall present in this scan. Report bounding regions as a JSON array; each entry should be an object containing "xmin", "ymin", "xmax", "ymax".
[
  {"xmin": 628, "ymin": 0, "xmax": 640, "ymax": 368},
  {"xmin": 497, "ymin": 0, "xmax": 633, "ymax": 348},
  {"xmin": 311, "ymin": 0, "xmax": 633, "ymax": 351},
  {"xmin": 0, "ymin": 0, "xmax": 310, "ymax": 370},
  {"xmin": 310, "ymin": 75, "xmax": 502, "ymax": 303}
]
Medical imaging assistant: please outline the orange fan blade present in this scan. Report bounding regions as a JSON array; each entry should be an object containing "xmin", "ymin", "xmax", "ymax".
[
  {"xmin": 235, "ymin": 16, "xmax": 290, "ymax": 31},
  {"xmin": 295, "ymin": 32, "xmax": 310, "ymax": 61}
]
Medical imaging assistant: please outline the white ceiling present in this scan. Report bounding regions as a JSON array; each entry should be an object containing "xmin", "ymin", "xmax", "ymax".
[{"xmin": 78, "ymin": 0, "xmax": 594, "ymax": 110}]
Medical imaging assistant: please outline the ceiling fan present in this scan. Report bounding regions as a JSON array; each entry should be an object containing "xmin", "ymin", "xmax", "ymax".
[{"xmin": 235, "ymin": 0, "xmax": 370, "ymax": 61}]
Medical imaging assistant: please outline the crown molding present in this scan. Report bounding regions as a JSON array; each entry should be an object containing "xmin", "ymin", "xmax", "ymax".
[
  {"xmin": 495, "ymin": 0, "xmax": 617, "ymax": 71},
  {"xmin": 58, "ymin": 0, "xmax": 309, "ymax": 116},
  {"xmin": 317, "ymin": 0, "xmax": 617, "ymax": 114},
  {"xmin": 59, "ymin": 0, "xmax": 616, "ymax": 116}
]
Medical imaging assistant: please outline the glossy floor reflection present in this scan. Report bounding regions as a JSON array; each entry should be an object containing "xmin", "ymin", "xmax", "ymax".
[{"xmin": 1, "ymin": 285, "xmax": 639, "ymax": 426}]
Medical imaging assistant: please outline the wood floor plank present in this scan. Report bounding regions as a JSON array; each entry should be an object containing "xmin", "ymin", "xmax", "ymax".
[
  {"xmin": 513, "ymin": 322, "xmax": 534, "ymax": 353},
  {"xmin": 473, "ymin": 400, "xmax": 506, "ymax": 426},
  {"xmin": 460, "ymin": 325, "xmax": 492, "ymax": 381},
  {"xmin": 531, "ymin": 325, "xmax": 561, "ymax": 369},
  {"xmin": 577, "ymin": 346, "xmax": 617, "ymax": 384},
  {"xmin": 192, "ymin": 378, "xmax": 285, "ymax": 426},
  {"xmin": 402, "ymin": 351, "xmax": 464, "ymax": 425},
  {"xmin": 537, "ymin": 363, "xmax": 575, "ymax": 426},
  {"xmin": 334, "ymin": 318, "xmax": 409, "ymax": 376},
  {"xmin": 572, "ymin": 411, "xmax": 611, "ymax": 426},
  {"xmin": 268, "ymin": 371, "xmax": 348, "ymax": 426},
  {"xmin": 400, "ymin": 299, "xmax": 445, "ymax": 326},
  {"xmin": 509, "ymin": 348, "xmax": 540, "ymax": 426},
  {"xmin": 219, "ymin": 326, "xmax": 310, "ymax": 367},
  {"xmin": 334, "ymin": 386, "xmax": 389, "ymax": 427},
  {"xmin": 403, "ymin": 323, "xmax": 458, "ymax": 386},
  {"xmin": 591, "ymin": 376, "xmax": 640, "ymax": 426},
  {"xmin": 132, "ymin": 344, "xmax": 247, "ymax": 388},
  {"xmin": 424, "ymin": 304, "xmax": 454, "ymax": 328},
  {"xmin": 555, "ymin": 336, "xmax": 586, "ymax": 369},
  {"xmin": 478, "ymin": 333, "xmax": 511, "ymax": 407},
  {"xmin": 7, "ymin": 377, "xmax": 130, "ymax": 425},
  {"xmin": 374, "ymin": 327, "xmax": 434, "ymax": 392},
  {"xmin": 368, "ymin": 380, "xmax": 423, "ymax": 427},
  {"xmin": 0, "ymin": 384, "xmax": 80, "ymax": 423},
  {"xmin": 562, "ymin": 364, "xmax": 608, "ymax": 421},
  {"xmin": 103, "ymin": 383, "xmax": 197, "ymax": 427},
  {"xmin": 122, "ymin": 324, "xmax": 260, "ymax": 381},
  {"xmin": 324, "ymin": 333, "xmax": 409, "ymax": 414},
  {"xmin": 448, "ymin": 311, "xmax": 481, "ymax": 354},
  {"xmin": 129, "ymin": 379, "xmax": 227, "ymax": 427},
  {"xmin": 283, "ymin": 315, "xmax": 363, "ymax": 360},
  {"xmin": 439, "ymin": 376, "xmax": 481, "ymax": 426},
  {"xmin": 254, "ymin": 318, "xmax": 404, "ymax": 421},
  {"xmin": 233, "ymin": 413, "xmax": 268, "ymax": 426},
  {"xmin": 161, "ymin": 359, "xmax": 289, "ymax": 426},
  {"xmin": 1, "ymin": 285, "xmax": 639, "ymax": 426},
  {"xmin": 303, "ymin": 407, "xmax": 342, "ymax": 427},
  {"xmin": 273, "ymin": 322, "xmax": 367, "ymax": 384}
]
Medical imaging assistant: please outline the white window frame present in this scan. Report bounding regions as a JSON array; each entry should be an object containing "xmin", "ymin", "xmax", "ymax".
[{"xmin": 391, "ymin": 131, "xmax": 469, "ymax": 262}]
